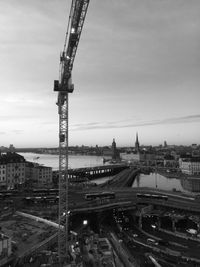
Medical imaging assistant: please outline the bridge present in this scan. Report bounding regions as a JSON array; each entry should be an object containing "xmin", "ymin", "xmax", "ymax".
[{"xmin": 53, "ymin": 164, "xmax": 129, "ymax": 182}]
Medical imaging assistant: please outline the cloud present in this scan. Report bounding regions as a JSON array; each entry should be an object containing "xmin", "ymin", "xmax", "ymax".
[
  {"xmin": 0, "ymin": 132, "xmax": 6, "ymax": 135},
  {"xmin": 12, "ymin": 130, "xmax": 23, "ymax": 135},
  {"xmin": 71, "ymin": 114, "xmax": 200, "ymax": 131}
]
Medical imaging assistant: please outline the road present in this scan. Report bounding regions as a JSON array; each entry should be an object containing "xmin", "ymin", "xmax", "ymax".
[
  {"xmin": 68, "ymin": 186, "xmax": 200, "ymax": 214},
  {"xmin": 117, "ymin": 221, "xmax": 200, "ymax": 266}
]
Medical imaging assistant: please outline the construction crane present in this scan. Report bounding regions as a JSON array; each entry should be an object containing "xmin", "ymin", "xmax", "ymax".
[{"xmin": 53, "ymin": 0, "xmax": 90, "ymax": 264}]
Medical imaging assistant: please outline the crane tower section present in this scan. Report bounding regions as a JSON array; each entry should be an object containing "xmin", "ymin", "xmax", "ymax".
[{"xmin": 53, "ymin": 0, "xmax": 90, "ymax": 264}]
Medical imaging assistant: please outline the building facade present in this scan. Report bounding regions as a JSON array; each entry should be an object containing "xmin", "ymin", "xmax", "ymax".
[
  {"xmin": 179, "ymin": 157, "xmax": 200, "ymax": 175},
  {"xmin": 0, "ymin": 153, "xmax": 26, "ymax": 189},
  {"xmin": 103, "ymin": 139, "xmax": 120, "ymax": 162},
  {"xmin": 33, "ymin": 166, "xmax": 52, "ymax": 186},
  {"xmin": 25, "ymin": 162, "xmax": 52, "ymax": 186},
  {"xmin": 163, "ymin": 154, "xmax": 177, "ymax": 168},
  {"xmin": 181, "ymin": 177, "xmax": 200, "ymax": 192},
  {"xmin": 0, "ymin": 159, "xmax": 7, "ymax": 189}
]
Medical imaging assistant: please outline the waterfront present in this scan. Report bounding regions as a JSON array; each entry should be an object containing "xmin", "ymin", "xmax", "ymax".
[
  {"xmin": 20, "ymin": 153, "xmax": 200, "ymax": 193},
  {"xmin": 132, "ymin": 172, "xmax": 199, "ymax": 194},
  {"xmin": 19, "ymin": 152, "xmax": 104, "ymax": 170}
]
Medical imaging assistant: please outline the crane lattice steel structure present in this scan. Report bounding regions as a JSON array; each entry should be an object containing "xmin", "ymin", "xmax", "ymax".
[{"xmin": 53, "ymin": 0, "xmax": 90, "ymax": 264}]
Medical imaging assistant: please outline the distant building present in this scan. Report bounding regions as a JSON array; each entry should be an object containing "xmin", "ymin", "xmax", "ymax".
[
  {"xmin": 6, "ymin": 153, "xmax": 26, "ymax": 189},
  {"xmin": 121, "ymin": 133, "xmax": 157, "ymax": 165},
  {"xmin": 191, "ymin": 144, "xmax": 198, "ymax": 150},
  {"xmin": 103, "ymin": 139, "xmax": 120, "ymax": 162},
  {"xmin": 164, "ymin": 141, "xmax": 167, "ymax": 148},
  {"xmin": 121, "ymin": 133, "xmax": 141, "ymax": 163},
  {"xmin": 111, "ymin": 139, "xmax": 120, "ymax": 161},
  {"xmin": 33, "ymin": 165, "xmax": 52, "ymax": 185},
  {"xmin": 25, "ymin": 162, "xmax": 37, "ymax": 186},
  {"xmin": 0, "ymin": 144, "xmax": 15, "ymax": 153},
  {"xmin": 0, "ymin": 152, "xmax": 25, "ymax": 189},
  {"xmin": 8, "ymin": 144, "xmax": 15, "ymax": 153},
  {"xmin": 179, "ymin": 156, "xmax": 200, "ymax": 175},
  {"xmin": 25, "ymin": 162, "xmax": 52, "ymax": 186},
  {"xmin": 163, "ymin": 154, "xmax": 177, "ymax": 168},
  {"xmin": 140, "ymin": 151, "xmax": 156, "ymax": 165},
  {"xmin": 0, "ymin": 146, "xmax": 8, "ymax": 153},
  {"xmin": 0, "ymin": 157, "xmax": 7, "ymax": 189},
  {"xmin": 181, "ymin": 177, "xmax": 200, "ymax": 192},
  {"xmin": 120, "ymin": 151, "xmax": 140, "ymax": 162}
]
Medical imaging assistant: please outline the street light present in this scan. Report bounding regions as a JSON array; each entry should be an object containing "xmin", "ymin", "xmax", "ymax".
[{"xmin": 83, "ymin": 220, "xmax": 88, "ymax": 226}]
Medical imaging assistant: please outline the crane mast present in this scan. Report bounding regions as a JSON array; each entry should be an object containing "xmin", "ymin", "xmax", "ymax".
[{"xmin": 53, "ymin": 0, "xmax": 90, "ymax": 264}]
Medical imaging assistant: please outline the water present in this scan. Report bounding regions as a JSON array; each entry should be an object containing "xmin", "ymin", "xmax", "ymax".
[
  {"xmin": 92, "ymin": 177, "xmax": 112, "ymax": 185},
  {"xmin": 19, "ymin": 153, "xmax": 200, "ymax": 193},
  {"xmin": 19, "ymin": 153, "xmax": 104, "ymax": 170},
  {"xmin": 132, "ymin": 172, "xmax": 200, "ymax": 194}
]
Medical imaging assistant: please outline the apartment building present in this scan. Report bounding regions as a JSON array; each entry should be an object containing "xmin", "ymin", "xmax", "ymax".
[
  {"xmin": 0, "ymin": 153, "xmax": 26, "ymax": 189},
  {"xmin": 25, "ymin": 161, "xmax": 53, "ymax": 186},
  {"xmin": 0, "ymin": 159, "xmax": 7, "ymax": 189},
  {"xmin": 179, "ymin": 157, "xmax": 200, "ymax": 175},
  {"xmin": 33, "ymin": 166, "xmax": 52, "ymax": 185}
]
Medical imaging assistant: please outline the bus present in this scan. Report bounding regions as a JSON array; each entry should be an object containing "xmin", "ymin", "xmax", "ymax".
[
  {"xmin": 85, "ymin": 191, "xmax": 115, "ymax": 200},
  {"xmin": 136, "ymin": 193, "xmax": 168, "ymax": 201}
]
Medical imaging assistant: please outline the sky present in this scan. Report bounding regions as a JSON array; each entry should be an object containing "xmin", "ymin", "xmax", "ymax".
[{"xmin": 0, "ymin": 0, "xmax": 200, "ymax": 147}]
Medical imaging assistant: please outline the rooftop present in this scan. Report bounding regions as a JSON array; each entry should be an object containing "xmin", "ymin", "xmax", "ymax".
[{"xmin": 0, "ymin": 152, "xmax": 25, "ymax": 164}]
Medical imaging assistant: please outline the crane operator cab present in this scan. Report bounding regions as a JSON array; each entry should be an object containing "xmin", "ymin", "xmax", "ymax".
[{"xmin": 54, "ymin": 77, "xmax": 74, "ymax": 93}]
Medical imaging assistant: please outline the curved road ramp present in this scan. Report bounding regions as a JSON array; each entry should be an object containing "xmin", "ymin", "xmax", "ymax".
[{"xmin": 100, "ymin": 168, "xmax": 140, "ymax": 188}]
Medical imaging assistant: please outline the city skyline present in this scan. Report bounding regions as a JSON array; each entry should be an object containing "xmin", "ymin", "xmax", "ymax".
[{"xmin": 1, "ymin": 0, "xmax": 200, "ymax": 147}]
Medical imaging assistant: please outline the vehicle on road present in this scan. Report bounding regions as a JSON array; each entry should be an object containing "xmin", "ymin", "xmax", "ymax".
[
  {"xmin": 147, "ymin": 238, "xmax": 158, "ymax": 245},
  {"xmin": 136, "ymin": 193, "xmax": 168, "ymax": 201},
  {"xmin": 85, "ymin": 191, "xmax": 115, "ymax": 200}
]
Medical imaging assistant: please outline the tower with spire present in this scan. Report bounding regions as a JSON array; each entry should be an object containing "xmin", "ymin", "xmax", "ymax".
[
  {"xmin": 135, "ymin": 132, "xmax": 140, "ymax": 153},
  {"xmin": 112, "ymin": 138, "xmax": 120, "ymax": 161}
]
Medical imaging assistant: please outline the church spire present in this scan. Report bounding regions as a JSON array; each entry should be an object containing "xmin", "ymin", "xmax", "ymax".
[{"xmin": 135, "ymin": 132, "xmax": 140, "ymax": 152}]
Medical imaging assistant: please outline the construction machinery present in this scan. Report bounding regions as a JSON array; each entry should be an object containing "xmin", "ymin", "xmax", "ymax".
[{"xmin": 53, "ymin": 0, "xmax": 90, "ymax": 264}]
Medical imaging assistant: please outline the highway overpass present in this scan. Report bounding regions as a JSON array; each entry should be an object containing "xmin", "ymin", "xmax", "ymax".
[{"xmin": 69, "ymin": 187, "xmax": 200, "ymax": 214}]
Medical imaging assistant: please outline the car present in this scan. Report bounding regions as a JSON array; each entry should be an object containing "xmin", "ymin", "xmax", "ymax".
[
  {"xmin": 147, "ymin": 238, "xmax": 158, "ymax": 245},
  {"xmin": 186, "ymin": 229, "xmax": 197, "ymax": 235},
  {"xmin": 132, "ymin": 234, "xmax": 138, "ymax": 237}
]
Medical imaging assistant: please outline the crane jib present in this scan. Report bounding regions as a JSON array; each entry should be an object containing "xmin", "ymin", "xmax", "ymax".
[{"xmin": 54, "ymin": 0, "xmax": 90, "ymax": 94}]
